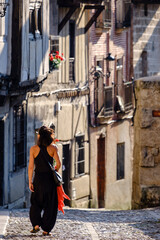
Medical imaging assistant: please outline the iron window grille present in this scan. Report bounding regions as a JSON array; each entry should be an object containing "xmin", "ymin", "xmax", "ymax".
[
  {"xmin": 13, "ymin": 104, "xmax": 26, "ymax": 171},
  {"xmin": 117, "ymin": 142, "xmax": 125, "ymax": 180},
  {"xmin": 75, "ymin": 135, "xmax": 85, "ymax": 177}
]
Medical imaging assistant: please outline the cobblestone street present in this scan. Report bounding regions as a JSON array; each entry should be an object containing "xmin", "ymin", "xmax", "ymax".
[{"xmin": 3, "ymin": 207, "xmax": 160, "ymax": 240}]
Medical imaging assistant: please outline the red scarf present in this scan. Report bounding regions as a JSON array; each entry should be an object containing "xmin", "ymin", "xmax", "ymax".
[{"xmin": 57, "ymin": 185, "xmax": 70, "ymax": 214}]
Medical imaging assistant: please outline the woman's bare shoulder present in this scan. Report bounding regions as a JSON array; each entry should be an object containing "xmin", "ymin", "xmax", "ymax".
[
  {"xmin": 30, "ymin": 145, "xmax": 39, "ymax": 152},
  {"xmin": 48, "ymin": 144, "xmax": 58, "ymax": 152}
]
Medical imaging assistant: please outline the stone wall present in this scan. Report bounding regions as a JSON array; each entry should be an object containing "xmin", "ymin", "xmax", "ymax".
[
  {"xmin": 133, "ymin": 4, "xmax": 160, "ymax": 79},
  {"xmin": 132, "ymin": 76, "xmax": 160, "ymax": 208}
]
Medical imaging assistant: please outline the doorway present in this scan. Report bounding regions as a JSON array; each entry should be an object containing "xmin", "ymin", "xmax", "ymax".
[
  {"xmin": 97, "ymin": 137, "xmax": 105, "ymax": 208},
  {"xmin": 0, "ymin": 119, "xmax": 4, "ymax": 205},
  {"xmin": 62, "ymin": 144, "xmax": 70, "ymax": 206}
]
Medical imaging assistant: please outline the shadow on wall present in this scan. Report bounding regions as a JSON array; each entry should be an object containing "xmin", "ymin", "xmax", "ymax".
[{"xmin": 133, "ymin": 19, "xmax": 160, "ymax": 79}]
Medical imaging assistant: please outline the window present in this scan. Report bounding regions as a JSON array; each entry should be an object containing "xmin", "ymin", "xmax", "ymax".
[
  {"xmin": 104, "ymin": 0, "xmax": 111, "ymax": 28},
  {"xmin": 75, "ymin": 135, "xmax": 85, "ymax": 176},
  {"xmin": 117, "ymin": 143, "xmax": 125, "ymax": 180},
  {"xmin": 95, "ymin": 0, "xmax": 111, "ymax": 29},
  {"xmin": 116, "ymin": 57, "xmax": 123, "ymax": 96},
  {"xmin": 116, "ymin": 0, "xmax": 131, "ymax": 29},
  {"xmin": 13, "ymin": 104, "xmax": 26, "ymax": 171},
  {"xmin": 50, "ymin": 36, "xmax": 59, "ymax": 53},
  {"xmin": 69, "ymin": 20, "xmax": 75, "ymax": 58},
  {"xmin": 69, "ymin": 20, "xmax": 75, "ymax": 82},
  {"xmin": 141, "ymin": 51, "xmax": 147, "ymax": 77}
]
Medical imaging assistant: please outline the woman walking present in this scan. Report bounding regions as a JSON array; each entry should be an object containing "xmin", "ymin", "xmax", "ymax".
[{"xmin": 28, "ymin": 126, "xmax": 61, "ymax": 236}]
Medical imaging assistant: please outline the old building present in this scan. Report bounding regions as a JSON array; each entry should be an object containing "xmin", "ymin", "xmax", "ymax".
[
  {"xmin": 89, "ymin": 0, "xmax": 160, "ymax": 210},
  {"xmin": 89, "ymin": 0, "xmax": 134, "ymax": 210},
  {"xmin": 0, "ymin": 0, "xmax": 104, "ymax": 209},
  {"xmin": 132, "ymin": 0, "xmax": 160, "ymax": 209}
]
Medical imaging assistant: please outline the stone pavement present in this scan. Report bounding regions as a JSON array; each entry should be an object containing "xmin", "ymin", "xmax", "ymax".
[
  {"xmin": 0, "ymin": 210, "xmax": 9, "ymax": 240},
  {"xmin": 2, "ymin": 207, "xmax": 160, "ymax": 240}
]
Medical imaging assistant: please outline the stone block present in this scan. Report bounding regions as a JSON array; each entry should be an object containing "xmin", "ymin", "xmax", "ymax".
[
  {"xmin": 151, "ymin": 148, "xmax": 159, "ymax": 156},
  {"xmin": 140, "ymin": 130, "xmax": 160, "ymax": 147},
  {"xmin": 140, "ymin": 108, "xmax": 153, "ymax": 128},
  {"xmin": 140, "ymin": 153, "xmax": 154, "ymax": 167},
  {"xmin": 141, "ymin": 186, "xmax": 160, "ymax": 207}
]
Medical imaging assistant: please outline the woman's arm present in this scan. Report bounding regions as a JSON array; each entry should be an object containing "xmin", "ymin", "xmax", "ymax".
[
  {"xmin": 53, "ymin": 146, "xmax": 61, "ymax": 171},
  {"xmin": 28, "ymin": 147, "xmax": 35, "ymax": 192}
]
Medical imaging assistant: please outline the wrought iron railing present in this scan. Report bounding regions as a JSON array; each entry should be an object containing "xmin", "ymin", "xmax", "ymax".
[
  {"xmin": 104, "ymin": 86, "xmax": 113, "ymax": 116},
  {"xmin": 124, "ymin": 81, "xmax": 133, "ymax": 111}
]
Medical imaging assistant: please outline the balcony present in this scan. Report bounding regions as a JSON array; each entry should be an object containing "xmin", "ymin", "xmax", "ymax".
[
  {"xmin": 124, "ymin": 82, "xmax": 133, "ymax": 111},
  {"xmin": 104, "ymin": 86, "xmax": 113, "ymax": 117}
]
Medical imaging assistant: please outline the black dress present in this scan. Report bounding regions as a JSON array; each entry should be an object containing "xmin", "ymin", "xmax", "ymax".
[{"xmin": 29, "ymin": 145, "xmax": 58, "ymax": 233}]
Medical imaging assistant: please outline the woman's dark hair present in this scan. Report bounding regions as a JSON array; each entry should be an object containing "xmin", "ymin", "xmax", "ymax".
[{"xmin": 37, "ymin": 126, "xmax": 54, "ymax": 147}]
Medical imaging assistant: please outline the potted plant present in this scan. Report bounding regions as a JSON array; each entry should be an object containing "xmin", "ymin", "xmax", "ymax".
[{"xmin": 49, "ymin": 51, "xmax": 64, "ymax": 71}]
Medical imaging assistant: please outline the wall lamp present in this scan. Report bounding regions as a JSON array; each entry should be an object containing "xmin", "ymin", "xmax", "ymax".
[
  {"xmin": 104, "ymin": 53, "xmax": 115, "ymax": 78},
  {"xmin": 0, "ymin": 1, "xmax": 9, "ymax": 17}
]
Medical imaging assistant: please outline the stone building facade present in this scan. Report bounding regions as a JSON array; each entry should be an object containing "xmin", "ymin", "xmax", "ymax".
[
  {"xmin": 133, "ymin": 2, "xmax": 160, "ymax": 79},
  {"xmin": 133, "ymin": 76, "xmax": 160, "ymax": 208}
]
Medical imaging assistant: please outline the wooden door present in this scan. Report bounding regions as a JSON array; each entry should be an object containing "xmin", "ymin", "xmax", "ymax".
[
  {"xmin": 62, "ymin": 144, "xmax": 70, "ymax": 206},
  {"xmin": 97, "ymin": 137, "xmax": 105, "ymax": 208},
  {"xmin": 0, "ymin": 120, "xmax": 4, "ymax": 205}
]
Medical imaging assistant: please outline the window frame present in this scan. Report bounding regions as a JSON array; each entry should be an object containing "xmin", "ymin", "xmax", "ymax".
[
  {"xmin": 13, "ymin": 104, "xmax": 27, "ymax": 171},
  {"xmin": 117, "ymin": 142, "xmax": 125, "ymax": 180},
  {"xmin": 75, "ymin": 135, "xmax": 85, "ymax": 177},
  {"xmin": 50, "ymin": 35, "xmax": 59, "ymax": 53}
]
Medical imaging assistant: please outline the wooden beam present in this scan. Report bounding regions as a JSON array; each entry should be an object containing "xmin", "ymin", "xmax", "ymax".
[
  {"xmin": 85, "ymin": 6, "xmax": 104, "ymax": 33},
  {"xmin": 84, "ymin": 5, "xmax": 104, "ymax": 9},
  {"xmin": 58, "ymin": 6, "xmax": 79, "ymax": 34},
  {"xmin": 132, "ymin": 0, "xmax": 160, "ymax": 4},
  {"xmin": 58, "ymin": 2, "xmax": 81, "ymax": 7}
]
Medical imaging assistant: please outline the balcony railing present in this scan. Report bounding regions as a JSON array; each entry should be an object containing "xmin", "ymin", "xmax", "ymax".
[
  {"xmin": 104, "ymin": 86, "xmax": 113, "ymax": 116},
  {"xmin": 124, "ymin": 82, "xmax": 133, "ymax": 111},
  {"xmin": 69, "ymin": 58, "xmax": 75, "ymax": 82}
]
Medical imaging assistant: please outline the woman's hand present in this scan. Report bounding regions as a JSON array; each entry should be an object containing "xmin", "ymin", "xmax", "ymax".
[{"xmin": 29, "ymin": 182, "xmax": 34, "ymax": 192}]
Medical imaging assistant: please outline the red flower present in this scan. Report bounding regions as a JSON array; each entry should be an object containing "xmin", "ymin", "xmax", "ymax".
[
  {"xmin": 56, "ymin": 51, "xmax": 59, "ymax": 55},
  {"xmin": 55, "ymin": 55, "xmax": 58, "ymax": 59},
  {"xmin": 50, "ymin": 56, "xmax": 54, "ymax": 61},
  {"xmin": 62, "ymin": 53, "xmax": 64, "ymax": 56}
]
